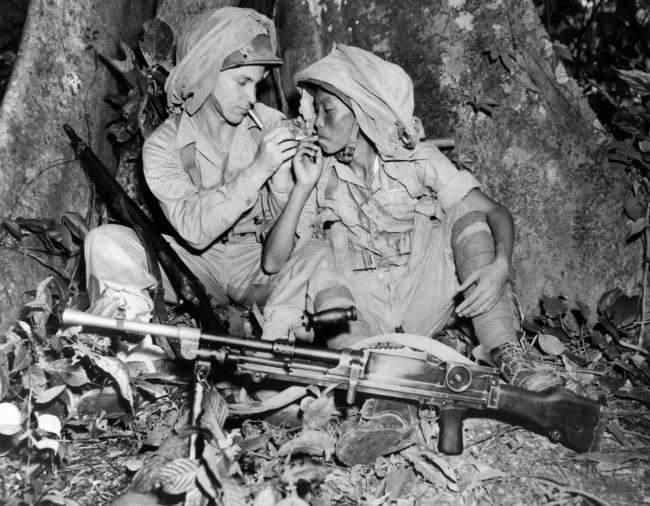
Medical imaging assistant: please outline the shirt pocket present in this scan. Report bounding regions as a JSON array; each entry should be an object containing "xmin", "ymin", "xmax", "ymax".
[{"xmin": 373, "ymin": 186, "xmax": 417, "ymax": 223}]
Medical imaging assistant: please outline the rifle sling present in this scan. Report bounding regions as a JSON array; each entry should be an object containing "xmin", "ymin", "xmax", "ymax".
[{"xmin": 133, "ymin": 224, "xmax": 177, "ymax": 360}]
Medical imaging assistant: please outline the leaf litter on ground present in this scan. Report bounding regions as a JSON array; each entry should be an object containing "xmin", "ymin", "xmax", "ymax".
[{"xmin": 0, "ymin": 284, "xmax": 649, "ymax": 504}]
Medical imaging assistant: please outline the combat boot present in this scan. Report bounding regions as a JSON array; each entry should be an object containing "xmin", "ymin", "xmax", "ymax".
[
  {"xmin": 335, "ymin": 398, "xmax": 420, "ymax": 466},
  {"xmin": 491, "ymin": 342, "xmax": 563, "ymax": 391}
]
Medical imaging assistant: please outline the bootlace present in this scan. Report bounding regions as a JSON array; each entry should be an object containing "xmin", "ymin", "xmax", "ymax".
[{"xmin": 498, "ymin": 342, "xmax": 532, "ymax": 382}]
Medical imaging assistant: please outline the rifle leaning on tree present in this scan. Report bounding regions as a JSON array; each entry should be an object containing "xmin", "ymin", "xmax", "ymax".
[
  {"xmin": 63, "ymin": 124, "xmax": 226, "ymax": 358},
  {"xmin": 62, "ymin": 308, "xmax": 606, "ymax": 456}
]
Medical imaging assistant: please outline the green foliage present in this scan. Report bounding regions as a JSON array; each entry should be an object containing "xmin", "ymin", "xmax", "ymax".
[
  {"xmin": 97, "ymin": 18, "xmax": 174, "ymax": 227},
  {"xmin": 535, "ymin": 1, "xmax": 650, "ymax": 200},
  {"xmin": 100, "ymin": 19, "xmax": 172, "ymax": 145},
  {"xmin": 2, "ymin": 213, "xmax": 87, "ymax": 257}
]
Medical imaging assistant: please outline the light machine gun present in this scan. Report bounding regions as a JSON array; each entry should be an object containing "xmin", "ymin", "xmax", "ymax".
[{"xmin": 62, "ymin": 308, "xmax": 605, "ymax": 456}]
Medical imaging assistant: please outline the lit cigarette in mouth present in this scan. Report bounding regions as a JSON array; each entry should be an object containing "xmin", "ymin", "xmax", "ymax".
[{"xmin": 248, "ymin": 109, "xmax": 264, "ymax": 129}]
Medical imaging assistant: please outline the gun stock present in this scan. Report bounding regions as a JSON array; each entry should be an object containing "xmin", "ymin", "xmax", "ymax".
[{"xmin": 492, "ymin": 385, "xmax": 605, "ymax": 453}]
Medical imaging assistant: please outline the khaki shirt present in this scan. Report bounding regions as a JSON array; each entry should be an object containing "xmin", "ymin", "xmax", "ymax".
[
  {"xmin": 300, "ymin": 141, "xmax": 480, "ymax": 268},
  {"xmin": 143, "ymin": 103, "xmax": 286, "ymax": 250}
]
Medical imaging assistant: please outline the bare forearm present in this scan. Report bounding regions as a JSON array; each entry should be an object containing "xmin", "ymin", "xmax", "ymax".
[{"xmin": 262, "ymin": 184, "xmax": 313, "ymax": 274}]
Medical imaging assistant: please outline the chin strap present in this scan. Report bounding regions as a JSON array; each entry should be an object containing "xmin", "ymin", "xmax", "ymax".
[{"xmin": 335, "ymin": 120, "xmax": 360, "ymax": 163}]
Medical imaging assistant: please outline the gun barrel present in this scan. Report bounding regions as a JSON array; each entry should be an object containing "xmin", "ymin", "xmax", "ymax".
[{"xmin": 62, "ymin": 309, "xmax": 342, "ymax": 362}]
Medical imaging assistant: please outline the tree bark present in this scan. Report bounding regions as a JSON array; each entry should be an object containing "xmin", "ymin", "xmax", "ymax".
[{"xmin": 0, "ymin": 0, "xmax": 156, "ymax": 329}]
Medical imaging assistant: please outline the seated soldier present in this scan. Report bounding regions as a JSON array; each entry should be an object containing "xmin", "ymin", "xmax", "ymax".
[
  {"xmin": 262, "ymin": 44, "xmax": 562, "ymax": 393},
  {"xmin": 84, "ymin": 7, "xmax": 328, "ymax": 337}
]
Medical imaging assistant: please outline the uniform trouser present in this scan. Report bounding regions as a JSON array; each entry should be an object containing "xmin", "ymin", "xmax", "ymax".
[
  {"xmin": 84, "ymin": 224, "xmax": 333, "ymax": 336},
  {"xmin": 306, "ymin": 200, "xmax": 518, "ymax": 351}
]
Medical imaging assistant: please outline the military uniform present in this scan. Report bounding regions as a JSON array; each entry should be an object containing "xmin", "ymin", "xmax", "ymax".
[
  {"xmin": 295, "ymin": 143, "xmax": 504, "ymax": 344},
  {"xmin": 85, "ymin": 103, "xmax": 329, "ymax": 331},
  {"xmin": 84, "ymin": 8, "xmax": 329, "ymax": 332}
]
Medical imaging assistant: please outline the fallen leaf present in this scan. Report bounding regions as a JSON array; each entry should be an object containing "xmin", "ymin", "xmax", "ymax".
[
  {"xmin": 125, "ymin": 458, "xmax": 144, "ymax": 472},
  {"xmin": 77, "ymin": 387, "xmax": 130, "ymax": 418},
  {"xmin": 609, "ymin": 294, "xmax": 640, "ymax": 327},
  {"xmin": 42, "ymin": 359, "xmax": 90, "ymax": 387},
  {"xmin": 22, "ymin": 366, "xmax": 46, "ymax": 393},
  {"xmin": 402, "ymin": 447, "xmax": 449, "ymax": 486},
  {"xmin": 33, "ymin": 437, "xmax": 60, "ymax": 453},
  {"xmin": 61, "ymin": 212, "xmax": 88, "ymax": 240},
  {"xmin": 409, "ymin": 447, "xmax": 457, "ymax": 482},
  {"xmin": 144, "ymin": 425, "xmax": 171, "ymax": 448},
  {"xmin": 2, "ymin": 220, "xmax": 23, "ymax": 240},
  {"xmin": 616, "ymin": 68, "xmax": 650, "ymax": 94},
  {"xmin": 24, "ymin": 276, "xmax": 53, "ymax": 312},
  {"xmin": 0, "ymin": 402, "xmax": 23, "ymax": 434},
  {"xmin": 94, "ymin": 355, "xmax": 134, "ymax": 409},
  {"xmin": 553, "ymin": 41, "xmax": 573, "ymax": 61},
  {"xmin": 34, "ymin": 385, "xmax": 67, "ymax": 404},
  {"xmin": 201, "ymin": 388, "xmax": 229, "ymax": 440},
  {"xmin": 624, "ymin": 194, "xmax": 647, "ymax": 220},
  {"xmin": 38, "ymin": 492, "xmax": 67, "ymax": 505},
  {"xmin": 538, "ymin": 333, "xmax": 566, "ymax": 356},
  {"xmin": 541, "ymin": 295, "xmax": 568, "ymax": 318},
  {"xmin": 597, "ymin": 288, "xmax": 623, "ymax": 316},
  {"xmin": 37, "ymin": 414, "xmax": 61, "ymax": 436},
  {"xmin": 159, "ymin": 458, "xmax": 199, "ymax": 495}
]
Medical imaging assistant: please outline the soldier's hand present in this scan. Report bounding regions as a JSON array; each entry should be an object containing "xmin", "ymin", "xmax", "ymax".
[
  {"xmin": 455, "ymin": 257, "xmax": 509, "ymax": 318},
  {"xmin": 293, "ymin": 137, "xmax": 322, "ymax": 187},
  {"xmin": 254, "ymin": 125, "xmax": 298, "ymax": 177}
]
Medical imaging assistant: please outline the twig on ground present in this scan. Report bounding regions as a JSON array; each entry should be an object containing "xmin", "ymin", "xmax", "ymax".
[{"xmin": 467, "ymin": 427, "xmax": 521, "ymax": 449}]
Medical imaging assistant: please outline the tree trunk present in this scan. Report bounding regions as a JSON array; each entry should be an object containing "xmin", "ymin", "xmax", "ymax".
[
  {"xmin": 275, "ymin": 0, "xmax": 638, "ymax": 317},
  {"xmin": 0, "ymin": 0, "xmax": 638, "ymax": 327},
  {"xmin": 0, "ymin": 0, "xmax": 156, "ymax": 329}
]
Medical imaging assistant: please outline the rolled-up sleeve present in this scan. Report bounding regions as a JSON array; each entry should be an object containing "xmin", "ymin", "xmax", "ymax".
[
  {"xmin": 416, "ymin": 144, "xmax": 480, "ymax": 212},
  {"xmin": 143, "ymin": 124, "xmax": 266, "ymax": 250}
]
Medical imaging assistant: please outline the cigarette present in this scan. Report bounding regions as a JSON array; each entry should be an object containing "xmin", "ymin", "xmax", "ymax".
[{"xmin": 248, "ymin": 109, "xmax": 264, "ymax": 129}]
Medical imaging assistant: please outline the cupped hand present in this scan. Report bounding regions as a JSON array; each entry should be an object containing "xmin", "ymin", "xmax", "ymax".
[
  {"xmin": 455, "ymin": 257, "xmax": 509, "ymax": 318},
  {"xmin": 293, "ymin": 137, "xmax": 323, "ymax": 187},
  {"xmin": 254, "ymin": 125, "xmax": 298, "ymax": 177}
]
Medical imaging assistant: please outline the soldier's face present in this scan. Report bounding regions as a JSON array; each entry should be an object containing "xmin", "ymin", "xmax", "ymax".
[
  {"xmin": 313, "ymin": 89, "xmax": 356, "ymax": 155},
  {"xmin": 211, "ymin": 65, "xmax": 266, "ymax": 125}
]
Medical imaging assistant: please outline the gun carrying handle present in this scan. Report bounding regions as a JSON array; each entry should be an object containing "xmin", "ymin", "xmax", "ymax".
[{"xmin": 437, "ymin": 406, "xmax": 467, "ymax": 455}]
